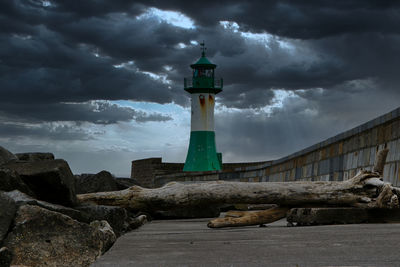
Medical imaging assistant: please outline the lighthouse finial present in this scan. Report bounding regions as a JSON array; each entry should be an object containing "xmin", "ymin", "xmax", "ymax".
[{"xmin": 200, "ymin": 41, "xmax": 206, "ymax": 57}]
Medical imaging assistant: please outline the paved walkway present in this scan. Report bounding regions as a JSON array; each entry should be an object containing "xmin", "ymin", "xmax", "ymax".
[{"xmin": 92, "ymin": 218, "xmax": 400, "ymax": 267}]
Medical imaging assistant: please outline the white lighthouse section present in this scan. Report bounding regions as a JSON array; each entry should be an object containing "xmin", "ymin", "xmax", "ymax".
[{"xmin": 190, "ymin": 93, "xmax": 215, "ymax": 132}]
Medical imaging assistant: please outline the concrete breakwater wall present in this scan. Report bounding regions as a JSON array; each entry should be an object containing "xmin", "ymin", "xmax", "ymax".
[
  {"xmin": 131, "ymin": 158, "xmax": 270, "ymax": 188},
  {"xmin": 132, "ymin": 107, "xmax": 400, "ymax": 188}
]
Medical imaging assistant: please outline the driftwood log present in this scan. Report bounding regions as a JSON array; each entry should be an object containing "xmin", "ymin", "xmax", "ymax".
[
  {"xmin": 207, "ymin": 207, "xmax": 289, "ymax": 228},
  {"xmin": 77, "ymin": 149, "xmax": 400, "ymax": 227},
  {"xmin": 77, "ymin": 170, "xmax": 397, "ymax": 210}
]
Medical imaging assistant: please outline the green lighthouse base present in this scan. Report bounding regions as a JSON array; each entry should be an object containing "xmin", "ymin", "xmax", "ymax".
[{"xmin": 183, "ymin": 131, "xmax": 222, "ymax": 172}]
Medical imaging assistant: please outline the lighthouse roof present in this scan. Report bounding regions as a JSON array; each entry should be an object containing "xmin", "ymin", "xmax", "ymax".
[
  {"xmin": 190, "ymin": 55, "xmax": 216, "ymax": 68},
  {"xmin": 190, "ymin": 42, "xmax": 216, "ymax": 68}
]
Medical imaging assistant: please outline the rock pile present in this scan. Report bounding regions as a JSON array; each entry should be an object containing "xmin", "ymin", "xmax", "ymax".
[
  {"xmin": 0, "ymin": 146, "xmax": 146, "ymax": 267},
  {"xmin": 75, "ymin": 170, "xmax": 139, "ymax": 194}
]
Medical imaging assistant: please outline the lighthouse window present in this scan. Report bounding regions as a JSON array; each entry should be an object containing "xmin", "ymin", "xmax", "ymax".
[
  {"xmin": 205, "ymin": 69, "xmax": 213, "ymax": 77},
  {"xmin": 194, "ymin": 68, "xmax": 204, "ymax": 77},
  {"xmin": 193, "ymin": 68, "xmax": 213, "ymax": 77}
]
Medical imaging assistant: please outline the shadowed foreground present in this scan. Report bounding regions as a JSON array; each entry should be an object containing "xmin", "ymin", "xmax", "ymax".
[{"xmin": 92, "ymin": 218, "xmax": 400, "ymax": 267}]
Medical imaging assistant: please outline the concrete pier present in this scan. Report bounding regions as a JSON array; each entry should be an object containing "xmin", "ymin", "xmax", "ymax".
[{"xmin": 92, "ymin": 218, "xmax": 400, "ymax": 267}]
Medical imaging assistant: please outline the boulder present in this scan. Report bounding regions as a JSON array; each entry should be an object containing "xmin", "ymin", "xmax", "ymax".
[
  {"xmin": 4, "ymin": 160, "xmax": 77, "ymax": 207},
  {"xmin": 75, "ymin": 171, "xmax": 119, "ymax": 194},
  {"xmin": 0, "ymin": 247, "xmax": 12, "ymax": 267},
  {"xmin": 126, "ymin": 214, "xmax": 147, "ymax": 231},
  {"xmin": 4, "ymin": 205, "xmax": 116, "ymax": 267},
  {"xmin": 0, "ymin": 146, "xmax": 17, "ymax": 166},
  {"xmin": 15, "ymin": 152, "xmax": 54, "ymax": 162},
  {"xmin": 4, "ymin": 190, "xmax": 84, "ymax": 222},
  {"xmin": 3, "ymin": 190, "xmax": 147, "ymax": 234},
  {"xmin": 0, "ymin": 169, "xmax": 34, "ymax": 196},
  {"xmin": 76, "ymin": 204, "xmax": 129, "ymax": 237},
  {"xmin": 89, "ymin": 220, "xmax": 116, "ymax": 252},
  {"xmin": 0, "ymin": 192, "xmax": 16, "ymax": 242}
]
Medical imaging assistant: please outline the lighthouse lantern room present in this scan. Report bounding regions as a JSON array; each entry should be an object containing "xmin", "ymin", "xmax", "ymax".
[{"xmin": 183, "ymin": 42, "xmax": 223, "ymax": 172}]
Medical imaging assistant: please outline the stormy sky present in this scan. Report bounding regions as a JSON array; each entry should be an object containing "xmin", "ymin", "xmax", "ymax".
[{"xmin": 1, "ymin": 0, "xmax": 399, "ymax": 177}]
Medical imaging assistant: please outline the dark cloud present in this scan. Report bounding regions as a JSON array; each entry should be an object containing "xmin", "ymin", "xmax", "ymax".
[
  {"xmin": 2, "ymin": 0, "xmax": 399, "ymax": 110},
  {"xmin": 52, "ymin": 1, "xmax": 144, "ymax": 18},
  {"xmin": 1, "ymin": 0, "xmax": 400, "ymax": 172},
  {"xmin": 0, "ymin": 26, "xmax": 175, "ymax": 105},
  {"xmin": 148, "ymin": 0, "xmax": 400, "ymax": 38},
  {"xmin": 217, "ymin": 85, "xmax": 275, "ymax": 109},
  {"xmin": 0, "ymin": 122, "xmax": 91, "ymax": 141},
  {"xmin": 0, "ymin": 101, "xmax": 171, "ymax": 125}
]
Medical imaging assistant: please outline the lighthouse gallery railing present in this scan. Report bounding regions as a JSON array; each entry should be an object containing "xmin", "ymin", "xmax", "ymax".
[{"xmin": 184, "ymin": 78, "xmax": 223, "ymax": 89}]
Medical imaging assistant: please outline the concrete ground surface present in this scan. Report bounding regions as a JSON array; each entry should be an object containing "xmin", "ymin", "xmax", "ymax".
[{"xmin": 92, "ymin": 218, "xmax": 400, "ymax": 267}]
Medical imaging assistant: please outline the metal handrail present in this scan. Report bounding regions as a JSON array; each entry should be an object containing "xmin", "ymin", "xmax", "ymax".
[
  {"xmin": 184, "ymin": 78, "xmax": 192, "ymax": 88},
  {"xmin": 184, "ymin": 77, "xmax": 223, "ymax": 88},
  {"xmin": 214, "ymin": 78, "xmax": 223, "ymax": 88}
]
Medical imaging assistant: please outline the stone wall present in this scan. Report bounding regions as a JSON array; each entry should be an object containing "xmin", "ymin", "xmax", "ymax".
[
  {"xmin": 131, "ymin": 158, "xmax": 184, "ymax": 188},
  {"xmin": 131, "ymin": 158, "xmax": 270, "ymax": 188},
  {"xmin": 134, "ymin": 107, "xmax": 400, "ymax": 188},
  {"xmin": 263, "ymin": 107, "xmax": 400, "ymax": 186}
]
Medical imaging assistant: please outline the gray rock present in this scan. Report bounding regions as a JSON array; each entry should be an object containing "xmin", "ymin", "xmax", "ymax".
[
  {"xmin": 76, "ymin": 204, "xmax": 129, "ymax": 237},
  {"xmin": 4, "ymin": 205, "xmax": 116, "ymax": 267},
  {"xmin": 15, "ymin": 152, "xmax": 54, "ymax": 162},
  {"xmin": 0, "ymin": 247, "xmax": 12, "ymax": 267},
  {"xmin": 126, "ymin": 214, "xmax": 147, "ymax": 231},
  {"xmin": 3, "ymin": 190, "xmax": 147, "ymax": 234},
  {"xmin": 89, "ymin": 220, "xmax": 116, "ymax": 252},
  {"xmin": 0, "ymin": 192, "xmax": 16, "ymax": 242},
  {"xmin": 75, "ymin": 171, "xmax": 119, "ymax": 194},
  {"xmin": 4, "ymin": 190, "xmax": 84, "ymax": 222},
  {"xmin": 3, "ymin": 190, "xmax": 38, "ymax": 206},
  {"xmin": 0, "ymin": 147, "xmax": 17, "ymax": 166},
  {"xmin": 0, "ymin": 169, "xmax": 34, "ymax": 196},
  {"xmin": 4, "ymin": 160, "xmax": 77, "ymax": 207}
]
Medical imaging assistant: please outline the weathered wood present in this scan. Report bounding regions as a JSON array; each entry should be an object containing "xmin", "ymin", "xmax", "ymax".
[
  {"xmin": 208, "ymin": 207, "xmax": 289, "ymax": 228},
  {"xmin": 373, "ymin": 148, "xmax": 389, "ymax": 174},
  {"xmin": 224, "ymin": 210, "xmax": 249, "ymax": 218},
  {"xmin": 77, "ymin": 170, "xmax": 399, "ymax": 211},
  {"xmin": 229, "ymin": 204, "xmax": 278, "ymax": 211},
  {"xmin": 376, "ymin": 184, "xmax": 399, "ymax": 209},
  {"xmin": 77, "ymin": 150, "xmax": 399, "ymax": 220}
]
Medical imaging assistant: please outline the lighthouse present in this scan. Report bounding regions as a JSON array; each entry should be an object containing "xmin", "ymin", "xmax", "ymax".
[{"xmin": 183, "ymin": 42, "xmax": 223, "ymax": 172}]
